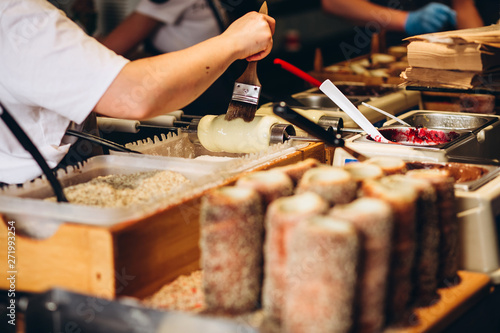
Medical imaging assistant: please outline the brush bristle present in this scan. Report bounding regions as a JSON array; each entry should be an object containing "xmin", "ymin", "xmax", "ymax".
[{"xmin": 224, "ymin": 101, "xmax": 258, "ymax": 122}]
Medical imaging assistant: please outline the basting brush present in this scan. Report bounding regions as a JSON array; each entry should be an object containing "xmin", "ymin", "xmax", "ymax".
[{"xmin": 224, "ymin": 1, "xmax": 268, "ymax": 122}]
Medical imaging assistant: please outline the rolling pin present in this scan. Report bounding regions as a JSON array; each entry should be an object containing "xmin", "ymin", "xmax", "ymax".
[{"xmin": 96, "ymin": 115, "xmax": 196, "ymax": 133}]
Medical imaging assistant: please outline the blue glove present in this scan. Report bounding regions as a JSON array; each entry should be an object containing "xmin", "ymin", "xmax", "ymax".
[{"xmin": 405, "ymin": 2, "xmax": 457, "ymax": 35}]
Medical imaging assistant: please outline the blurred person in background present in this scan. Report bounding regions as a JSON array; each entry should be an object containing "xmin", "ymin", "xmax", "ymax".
[
  {"xmin": 100, "ymin": 0, "xmax": 233, "ymax": 115},
  {"xmin": 321, "ymin": 0, "xmax": 484, "ymax": 46},
  {"xmin": 475, "ymin": 0, "xmax": 500, "ymax": 26},
  {"xmin": 101, "ymin": 0, "xmax": 229, "ymax": 58},
  {"xmin": 69, "ymin": 0, "xmax": 259, "ymax": 115}
]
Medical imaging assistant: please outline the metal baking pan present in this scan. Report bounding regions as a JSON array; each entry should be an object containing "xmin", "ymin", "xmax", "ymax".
[
  {"xmin": 353, "ymin": 126, "xmax": 471, "ymax": 150},
  {"xmin": 393, "ymin": 111, "xmax": 498, "ymax": 132},
  {"xmin": 288, "ymin": 94, "xmax": 369, "ymax": 110},
  {"xmin": 286, "ymin": 83, "xmax": 400, "ymax": 110},
  {"xmin": 297, "ymin": 84, "xmax": 400, "ymax": 98},
  {"xmin": 381, "ymin": 111, "xmax": 500, "ymax": 162},
  {"xmin": 405, "ymin": 161, "xmax": 500, "ymax": 192}
]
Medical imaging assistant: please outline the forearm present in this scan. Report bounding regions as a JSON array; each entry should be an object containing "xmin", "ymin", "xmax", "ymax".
[
  {"xmin": 94, "ymin": 11, "xmax": 274, "ymax": 119},
  {"xmin": 95, "ymin": 35, "xmax": 238, "ymax": 119},
  {"xmin": 452, "ymin": 0, "xmax": 483, "ymax": 29},
  {"xmin": 321, "ymin": 0, "xmax": 408, "ymax": 31}
]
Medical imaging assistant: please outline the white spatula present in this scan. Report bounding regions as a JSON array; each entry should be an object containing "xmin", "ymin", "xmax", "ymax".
[{"xmin": 319, "ymin": 80, "xmax": 390, "ymax": 143}]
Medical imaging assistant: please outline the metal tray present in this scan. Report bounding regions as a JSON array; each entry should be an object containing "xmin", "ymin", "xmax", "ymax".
[
  {"xmin": 288, "ymin": 83, "xmax": 400, "ymax": 110},
  {"xmin": 299, "ymin": 84, "xmax": 400, "ymax": 97},
  {"xmin": 353, "ymin": 126, "xmax": 471, "ymax": 150},
  {"xmin": 395, "ymin": 111, "xmax": 498, "ymax": 132},
  {"xmin": 290, "ymin": 94, "xmax": 368, "ymax": 109},
  {"xmin": 405, "ymin": 161, "xmax": 500, "ymax": 192},
  {"xmin": 380, "ymin": 110, "xmax": 500, "ymax": 162}
]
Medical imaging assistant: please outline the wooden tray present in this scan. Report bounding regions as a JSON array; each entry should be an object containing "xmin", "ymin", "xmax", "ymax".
[
  {"xmin": 385, "ymin": 271, "xmax": 491, "ymax": 333},
  {"xmin": 0, "ymin": 143, "xmax": 326, "ymax": 299},
  {"xmin": 309, "ymin": 52, "xmax": 406, "ymax": 86},
  {"xmin": 141, "ymin": 270, "xmax": 490, "ymax": 333}
]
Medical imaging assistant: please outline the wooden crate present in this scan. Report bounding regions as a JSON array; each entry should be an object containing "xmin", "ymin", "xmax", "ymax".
[
  {"xmin": 421, "ymin": 91, "xmax": 498, "ymax": 114},
  {"xmin": 309, "ymin": 52, "xmax": 406, "ymax": 86},
  {"xmin": 0, "ymin": 143, "xmax": 325, "ymax": 299}
]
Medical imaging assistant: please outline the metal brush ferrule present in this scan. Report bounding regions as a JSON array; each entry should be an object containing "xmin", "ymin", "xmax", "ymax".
[
  {"xmin": 232, "ymin": 83, "xmax": 261, "ymax": 105},
  {"xmin": 269, "ymin": 123, "xmax": 296, "ymax": 144}
]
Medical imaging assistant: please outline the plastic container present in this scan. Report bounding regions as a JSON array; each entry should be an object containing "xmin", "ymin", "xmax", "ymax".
[{"xmin": 0, "ymin": 154, "xmax": 237, "ymax": 238}]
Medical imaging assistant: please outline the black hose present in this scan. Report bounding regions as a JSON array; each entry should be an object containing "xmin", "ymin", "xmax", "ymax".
[
  {"xmin": 0, "ymin": 102, "xmax": 68, "ymax": 202},
  {"xmin": 65, "ymin": 129, "xmax": 142, "ymax": 154}
]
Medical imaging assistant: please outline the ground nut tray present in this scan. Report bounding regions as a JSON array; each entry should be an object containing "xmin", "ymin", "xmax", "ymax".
[
  {"xmin": 0, "ymin": 139, "xmax": 301, "ymax": 231},
  {"xmin": 0, "ymin": 155, "xmax": 237, "ymax": 236}
]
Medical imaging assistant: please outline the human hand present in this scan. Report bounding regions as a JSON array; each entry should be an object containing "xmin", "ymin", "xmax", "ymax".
[
  {"xmin": 405, "ymin": 2, "xmax": 457, "ymax": 35},
  {"xmin": 222, "ymin": 12, "xmax": 275, "ymax": 61}
]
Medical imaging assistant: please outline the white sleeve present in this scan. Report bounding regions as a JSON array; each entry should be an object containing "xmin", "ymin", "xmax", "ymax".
[
  {"xmin": 0, "ymin": 0, "xmax": 130, "ymax": 125},
  {"xmin": 135, "ymin": 0, "xmax": 199, "ymax": 25}
]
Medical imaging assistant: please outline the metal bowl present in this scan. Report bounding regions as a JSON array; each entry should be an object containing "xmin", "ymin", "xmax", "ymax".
[
  {"xmin": 405, "ymin": 161, "xmax": 500, "ymax": 192},
  {"xmin": 357, "ymin": 126, "xmax": 468, "ymax": 149},
  {"xmin": 400, "ymin": 112, "xmax": 497, "ymax": 131},
  {"xmin": 301, "ymin": 85, "xmax": 399, "ymax": 97},
  {"xmin": 292, "ymin": 95, "xmax": 367, "ymax": 109},
  {"xmin": 293, "ymin": 95, "xmax": 341, "ymax": 109}
]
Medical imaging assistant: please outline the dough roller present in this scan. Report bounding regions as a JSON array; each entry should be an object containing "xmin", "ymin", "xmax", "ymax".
[
  {"xmin": 97, "ymin": 111, "xmax": 361, "ymax": 154},
  {"xmin": 96, "ymin": 111, "xmax": 202, "ymax": 134}
]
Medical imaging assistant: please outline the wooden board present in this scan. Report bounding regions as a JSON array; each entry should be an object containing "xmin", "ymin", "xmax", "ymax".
[
  {"xmin": 421, "ymin": 91, "xmax": 499, "ymax": 114},
  {"xmin": 0, "ymin": 143, "xmax": 325, "ymax": 299},
  {"xmin": 384, "ymin": 270, "xmax": 491, "ymax": 333},
  {"xmin": 140, "ymin": 269, "xmax": 490, "ymax": 333}
]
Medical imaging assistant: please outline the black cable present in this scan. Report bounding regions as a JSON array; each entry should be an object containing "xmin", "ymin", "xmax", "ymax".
[
  {"xmin": 0, "ymin": 102, "xmax": 67, "ymax": 202},
  {"xmin": 65, "ymin": 129, "xmax": 142, "ymax": 154}
]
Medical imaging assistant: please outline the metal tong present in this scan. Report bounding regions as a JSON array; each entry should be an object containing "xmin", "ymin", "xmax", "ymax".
[
  {"xmin": 273, "ymin": 101, "xmax": 368, "ymax": 162},
  {"xmin": 65, "ymin": 129, "xmax": 142, "ymax": 154}
]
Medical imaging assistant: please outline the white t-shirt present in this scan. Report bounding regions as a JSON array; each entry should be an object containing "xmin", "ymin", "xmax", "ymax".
[
  {"xmin": 0, "ymin": 0, "xmax": 129, "ymax": 184},
  {"xmin": 136, "ymin": 0, "xmax": 221, "ymax": 53}
]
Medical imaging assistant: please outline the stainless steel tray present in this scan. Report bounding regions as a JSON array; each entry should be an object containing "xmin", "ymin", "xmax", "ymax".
[
  {"xmin": 382, "ymin": 111, "xmax": 500, "ymax": 162},
  {"xmin": 394, "ymin": 111, "xmax": 498, "ymax": 132},
  {"xmin": 353, "ymin": 126, "xmax": 471, "ymax": 150},
  {"xmin": 289, "ymin": 94, "xmax": 369, "ymax": 110},
  {"xmin": 405, "ymin": 161, "xmax": 500, "ymax": 192}
]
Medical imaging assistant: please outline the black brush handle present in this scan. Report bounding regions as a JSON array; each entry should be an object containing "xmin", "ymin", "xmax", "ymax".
[
  {"xmin": 65, "ymin": 129, "xmax": 142, "ymax": 154},
  {"xmin": 273, "ymin": 101, "xmax": 368, "ymax": 161},
  {"xmin": 0, "ymin": 102, "xmax": 67, "ymax": 202},
  {"xmin": 273, "ymin": 101, "xmax": 344, "ymax": 146}
]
